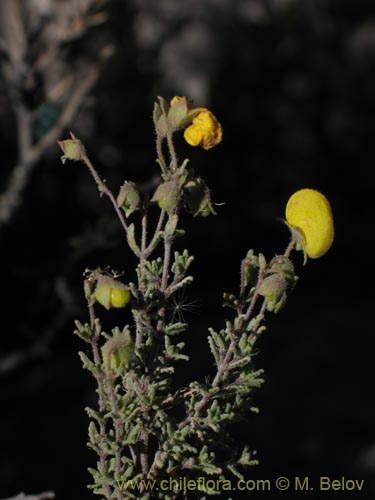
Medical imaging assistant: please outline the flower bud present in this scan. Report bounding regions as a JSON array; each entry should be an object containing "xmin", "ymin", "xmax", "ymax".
[
  {"xmin": 269, "ymin": 255, "xmax": 295, "ymax": 280},
  {"xmin": 258, "ymin": 274, "xmax": 287, "ymax": 313},
  {"xmin": 167, "ymin": 96, "xmax": 189, "ymax": 131},
  {"xmin": 151, "ymin": 180, "xmax": 180, "ymax": 213},
  {"xmin": 117, "ymin": 181, "xmax": 140, "ymax": 218},
  {"xmin": 184, "ymin": 177, "xmax": 216, "ymax": 217},
  {"xmin": 285, "ymin": 188, "xmax": 334, "ymax": 259},
  {"xmin": 101, "ymin": 328, "xmax": 134, "ymax": 373}
]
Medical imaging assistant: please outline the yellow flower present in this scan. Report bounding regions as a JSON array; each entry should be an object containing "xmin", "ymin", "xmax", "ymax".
[
  {"xmin": 184, "ymin": 110, "xmax": 223, "ymax": 150},
  {"xmin": 285, "ymin": 188, "xmax": 334, "ymax": 259},
  {"xmin": 94, "ymin": 275, "xmax": 131, "ymax": 309}
]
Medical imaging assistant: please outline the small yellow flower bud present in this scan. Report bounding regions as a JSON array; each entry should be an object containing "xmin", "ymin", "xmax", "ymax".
[
  {"xmin": 184, "ymin": 110, "xmax": 222, "ymax": 150},
  {"xmin": 285, "ymin": 188, "xmax": 334, "ymax": 259}
]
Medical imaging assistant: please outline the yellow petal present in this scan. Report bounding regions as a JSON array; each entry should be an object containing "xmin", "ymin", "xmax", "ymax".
[
  {"xmin": 285, "ymin": 188, "xmax": 334, "ymax": 259},
  {"xmin": 184, "ymin": 125, "xmax": 203, "ymax": 147},
  {"xmin": 192, "ymin": 110, "xmax": 222, "ymax": 150},
  {"xmin": 110, "ymin": 288, "xmax": 131, "ymax": 308}
]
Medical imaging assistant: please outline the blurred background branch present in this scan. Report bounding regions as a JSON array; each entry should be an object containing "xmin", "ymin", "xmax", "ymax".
[
  {"xmin": 1, "ymin": 492, "xmax": 55, "ymax": 500},
  {"xmin": 0, "ymin": 0, "xmax": 111, "ymax": 229}
]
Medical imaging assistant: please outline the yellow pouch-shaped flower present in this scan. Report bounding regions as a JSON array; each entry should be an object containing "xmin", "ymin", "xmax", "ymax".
[
  {"xmin": 285, "ymin": 188, "xmax": 334, "ymax": 259},
  {"xmin": 94, "ymin": 275, "xmax": 131, "ymax": 309},
  {"xmin": 184, "ymin": 110, "xmax": 222, "ymax": 150}
]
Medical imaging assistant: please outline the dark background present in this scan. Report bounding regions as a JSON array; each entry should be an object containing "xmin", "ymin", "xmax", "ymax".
[{"xmin": 1, "ymin": 0, "xmax": 374, "ymax": 499}]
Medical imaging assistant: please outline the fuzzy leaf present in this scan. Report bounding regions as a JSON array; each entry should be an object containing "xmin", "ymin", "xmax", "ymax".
[
  {"xmin": 165, "ymin": 214, "xmax": 178, "ymax": 237},
  {"xmin": 165, "ymin": 322, "xmax": 188, "ymax": 335},
  {"xmin": 73, "ymin": 320, "xmax": 91, "ymax": 341},
  {"xmin": 153, "ymin": 102, "xmax": 162, "ymax": 128},
  {"xmin": 167, "ymin": 275, "xmax": 193, "ymax": 295},
  {"xmin": 127, "ymin": 223, "xmax": 140, "ymax": 256},
  {"xmin": 208, "ymin": 336, "xmax": 220, "ymax": 365},
  {"xmin": 78, "ymin": 351, "xmax": 99, "ymax": 375},
  {"xmin": 123, "ymin": 420, "xmax": 142, "ymax": 445}
]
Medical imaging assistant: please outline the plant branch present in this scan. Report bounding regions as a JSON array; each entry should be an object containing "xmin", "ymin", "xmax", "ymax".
[
  {"xmin": 177, "ymin": 265, "xmax": 266, "ymax": 431},
  {"xmin": 145, "ymin": 209, "xmax": 166, "ymax": 257},
  {"xmin": 81, "ymin": 153, "xmax": 135, "ymax": 252},
  {"xmin": 156, "ymin": 134, "xmax": 168, "ymax": 177},
  {"xmin": 106, "ymin": 365, "xmax": 124, "ymax": 500},
  {"xmin": 140, "ymin": 203, "xmax": 148, "ymax": 266}
]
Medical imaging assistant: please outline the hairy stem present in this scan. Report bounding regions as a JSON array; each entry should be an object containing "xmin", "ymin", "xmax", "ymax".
[
  {"xmin": 87, "ymin": 301, "xmax": 111, "ymax": 500},
  {"xmin": 81, "ymin": 154, "xmax": 138, "ymax": 256},
  {"xmin": 106, "ymin": 367, "xmax": 124, "ymax": 500},
  {"xmin": 156, "ymin": 134, "xmax": 168, "ymax": 177},
  {"xmin": 145, "ymin": 209, "xmax": 166, "ymax": 257}
]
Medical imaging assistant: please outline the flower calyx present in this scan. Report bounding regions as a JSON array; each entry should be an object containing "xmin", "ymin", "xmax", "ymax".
[
  {"xmin": 258, "ymin": 256, "xmax": 298, "ymax": 313},
  {"xmin": 117, "ymin": 181, "xmax": 140, "ymax": 218},
  {"xmin": 101, "ymin": 327, "xmax": 134, "ymax": 374},
  {"xmin": 151, "ymin": 175, "xmax": 181, "ymax": 213},
  {"xmin": 58, "ymin": 132, "xmax": 86, "ymax": 164},
  {"xmin": 183, "ymin": 177, "xmax": 216, "ymax": 217}
]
